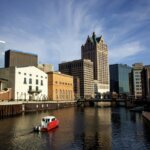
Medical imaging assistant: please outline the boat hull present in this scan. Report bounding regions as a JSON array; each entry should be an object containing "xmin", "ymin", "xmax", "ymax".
[{"xmin": 41, "ymin": 120, "xmax": 59, "ymax": 132}]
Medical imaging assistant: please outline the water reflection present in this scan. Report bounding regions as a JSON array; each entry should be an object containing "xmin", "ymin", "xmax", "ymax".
[{"xmin": 0, "ymin": 107, "xmax": 150, "ymax": 150}]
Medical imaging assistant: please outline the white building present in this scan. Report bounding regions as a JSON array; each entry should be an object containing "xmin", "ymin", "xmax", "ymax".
[
  {"xmin": 0, "ymin": 66, "xmax": 48, "ymax": 101},
  {"xmin": 132, "ymin": 63, "xmax": 143, "ymax": 99}
]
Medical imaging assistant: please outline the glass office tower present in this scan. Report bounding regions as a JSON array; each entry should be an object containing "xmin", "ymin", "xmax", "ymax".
[{"xmin": 110, "ymin": 64, "xmax": 131, "ymax": 94}]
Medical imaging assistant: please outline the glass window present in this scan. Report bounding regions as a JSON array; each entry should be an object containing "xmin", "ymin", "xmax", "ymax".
[
  {"xmin": 29, "ymin": 86, "xmax": 32, "ymax": 91},
  {"xmin": 29, "ymin": 78, "xmax": 32, "ymax": 84},
  {"xmin": 52, "ymin": 118, "xmax": 55, "ymax": 121},
  {"xmin": 41, "ymin": 80, "xmax": 43, "ymax": 86},
  {"xmin": 36, "ymin": 86, "xmax": 38, "ymax": 91},
  {"xmin": 24, "ymin": 78, "xmax": 27, "ymax": 84},
  {"xmin": 36, "ymin": 79, "xmax": 38, "ymax": 85}
]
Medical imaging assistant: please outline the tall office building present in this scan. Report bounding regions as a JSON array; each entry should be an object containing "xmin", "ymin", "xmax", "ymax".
[
  {"xmin": 129, "ymin": 63, "xmax": 143, "ymax": 99},
  {"xmin": 81, "ymin": 32, "xmax": 110, "ymax": 94},
  {"xmin": 5, "ymin": 50, "xmax": 38, "ymax": 68},
  {"xmin": 141, "ymin": 65, "xmax": 150, "ymax": 101},
  {"xmin": 109, "ymin": 64, "xmax": 131, "ymax": 94},
  {"xmin": 59, "ymin": 59, "xmax": 94, "ymax": 98},
  {"xmin": 0, "ymin": 41, "xmax": 6, "ymax": 67}
]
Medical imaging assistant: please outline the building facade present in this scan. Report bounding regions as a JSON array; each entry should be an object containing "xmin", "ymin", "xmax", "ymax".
[
  {"xmin": 0, "ymin": 66, "xmax": 48, "ymax": 101},
  {"xmin": 109, "ymin": 64, "xmax": 131, "ymax": 94},
  {"xmin": 141, "ymin": 65, "xmax": 150, "ymax": 101},
  {"xmin": 129, "ymin": 63, "xmax": 143, "ymax": 99},
  {"xmin": 38, "ymin": 64, "xmax": 54, "ymax": 73},
  {"xmin": 81, "ymin": 32, "xmax": 110, "ymax": 94},
  {"xmin": 47, "ymin": 72, "xmax": 74, "ymax": 101},
  {"xmin": 73, "ymin": 76, "xmax": 80, "ymax": 99},
  {"xmin": 5, "ymin": 50, "xmax": 38, "ymax": 68},
  {"xmin": 59, "ymin": 59, "xmax": 94, "ymax": 99},
  {"xmin": 0, "ymin": 40, "xmax": 6, "ymax": 67}
]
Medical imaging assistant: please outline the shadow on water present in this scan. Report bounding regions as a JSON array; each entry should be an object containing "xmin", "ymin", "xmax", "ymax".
[{"xmin": 0, "ymin": 107, "xmax": 150, "ymax": 150}]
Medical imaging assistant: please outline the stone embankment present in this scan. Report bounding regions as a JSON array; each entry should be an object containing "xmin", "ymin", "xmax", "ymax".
[{"xmin": 0, "ymin": 100, "xmax": 75, "ymax": 119}]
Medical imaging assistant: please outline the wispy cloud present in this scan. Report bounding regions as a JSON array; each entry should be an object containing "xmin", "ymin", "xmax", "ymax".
[
  {"xmin": 109, "ymin": 41, "xmax": 143, "ymax": 63},
  {"xmin": 0, "ymin": 0, "xmax": 150, "ymax": 68}
]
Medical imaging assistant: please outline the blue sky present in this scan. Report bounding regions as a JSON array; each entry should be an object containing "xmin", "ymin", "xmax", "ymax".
[{"xmin": 0, "ymin": 0, "xmax": 150, "ymax": 69}]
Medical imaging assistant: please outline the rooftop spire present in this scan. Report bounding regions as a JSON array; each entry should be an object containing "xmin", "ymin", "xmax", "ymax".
[{"xmin": 92, "ymin": 32, "xmax": 96, "ymax": 37}]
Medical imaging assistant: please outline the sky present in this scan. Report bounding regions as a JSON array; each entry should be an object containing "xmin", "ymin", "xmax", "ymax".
[{"xmin": 0, "ymin": 0, "xmax": 150, "ymax": 70}]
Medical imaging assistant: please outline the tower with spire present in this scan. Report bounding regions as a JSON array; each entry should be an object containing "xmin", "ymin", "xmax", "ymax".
[{"xmin": 81, "ymin": 32, "xmax": 110, "ymax": 95}]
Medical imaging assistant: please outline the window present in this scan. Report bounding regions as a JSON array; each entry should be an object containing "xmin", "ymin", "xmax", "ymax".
[
  {"xmin": 29, "ymin": 78, "xmax": 32, "ymax": 84},
  {"xmin": 29, "ymin": 86, "xmax": 32, "ymax": 91},
  {"xmin": 24, "ymin": 73, "xmax": 26, "ymax": 75},
  {"xmin": 36, "ymin": 79, "xmax": 38, "ymax": 85},
  {"xmin": 29, "ymin": 74, "xmax": 32, "ymax": 76},
  {"xmin": 52, "ymin": 118, "xmax": 55, "ymax": 121},
  {"xmin": 36, "ymin": 86, "xmax": 38, "ymax": 91},
  {"xmin": 41, "ymin": 80, "xmax": 43, "ymax": 86},
  {"xmin": 18, "ymin": 72, "xmax": 21, "ymax": 74},
  {"xmin": 24, "ymin": 78, "xmax": 27, "ymax": 84}
]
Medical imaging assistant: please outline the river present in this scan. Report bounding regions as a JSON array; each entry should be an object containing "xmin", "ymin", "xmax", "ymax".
[{"xmin": 0, "ymin": 107, "xmax": 150, "ymax": 150}]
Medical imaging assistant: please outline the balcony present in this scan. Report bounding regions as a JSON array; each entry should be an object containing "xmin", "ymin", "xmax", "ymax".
[{"xmin": 28, "ymin": 89, "xmax": 42, "ymax": 94}]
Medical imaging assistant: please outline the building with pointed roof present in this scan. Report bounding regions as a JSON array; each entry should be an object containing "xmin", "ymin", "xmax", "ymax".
[{"xmin": 81, "ymin": 32, "xmax": 110, "ymax": 95}]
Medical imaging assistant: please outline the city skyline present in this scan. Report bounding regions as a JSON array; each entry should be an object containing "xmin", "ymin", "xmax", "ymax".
[{"xmin": 0, "ymin": 0, "xmax": 150, "ymax": 69}]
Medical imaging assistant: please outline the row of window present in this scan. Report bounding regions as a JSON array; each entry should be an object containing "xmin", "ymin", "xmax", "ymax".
[
  {"xmin": 56, "ymin": 89, "xmax": 73, "ymax": 99},
  {"xmin": 29, "ymin": 86, "xmax": 40, "ymax": 91},
  {"xmin": 24, "ymin": 78, "xmax": 43, "ymax": 85},
  {"xmin": 55, "ymin": 81, "xmax": 72, "ymax": 86},
  {"xmin": 18, "ymin": 72, "xmax": 47, "ymax": 79}
]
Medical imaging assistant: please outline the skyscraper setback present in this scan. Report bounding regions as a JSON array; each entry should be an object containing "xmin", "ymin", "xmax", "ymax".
[{"xmin": 81, "ymin": 32, "xmax": 110, "ymax": 94}]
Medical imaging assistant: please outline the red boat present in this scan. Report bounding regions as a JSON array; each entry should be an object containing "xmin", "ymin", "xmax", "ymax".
[{"xmin": 34, "ymin": 116, "xmax": 59, "ymax": 132}]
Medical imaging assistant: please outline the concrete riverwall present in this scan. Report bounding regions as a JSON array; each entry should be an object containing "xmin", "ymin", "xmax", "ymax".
[
  {"xmin": 0, "ymin": 101, "xmax": 76, "ymax": 119},
  {"xmin": 23, "ymin": 101, "xmax": 75, "ymax": 112},
  {"xmin": 0, "ymin": 102, "xmax": 22, "ymax": 119}
]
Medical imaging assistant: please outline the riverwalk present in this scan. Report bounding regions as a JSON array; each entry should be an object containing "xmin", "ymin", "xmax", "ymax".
[{"xmin": 0, "ymin": 100, "xmax": 76, "ymax": 119}]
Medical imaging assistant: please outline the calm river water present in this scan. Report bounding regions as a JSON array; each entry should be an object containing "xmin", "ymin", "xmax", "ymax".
[{"xmin": 0, "ymin": 107, "xmax": 150, "ymax": 150}]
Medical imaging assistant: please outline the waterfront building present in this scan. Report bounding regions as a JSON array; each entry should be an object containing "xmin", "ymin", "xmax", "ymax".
[
  {"xmin": 81, "ymin": 32, "xmax": 110, "ymax": 95},
  {"xmin": 47, "ymin": 71, "xmax": 74, "ymax": 101},
  {"xmin": 59, "ymin": 59, "xmax": 94, "ymax": 99},
  {"xmin": 141, "ymin": 65, "xmax": 150, "ymax": 101},
  {"xmin": 5, "ymin": 49, "xmax": 38, "ymax": 68},
  {"xmin": 0, "ymin": 66, "xmax": 48, "ymax": 101},
  {"xmin": 38, "ymin": 64, "xmax": 54, "ymax": 73},
  {"xmin": 109, "ymin": 64, "xmax": 131, "ymax": 94},
  {"xmin": 73, "ymin": 76, "xmax": 80, "ymax": 99},
  {"xmin": 0, "ymin": 40, "xmax": 6, "ymax": 67},
  {"xmin": 129, "ymin": 63, "xmax": 143, "ymax": 99}
]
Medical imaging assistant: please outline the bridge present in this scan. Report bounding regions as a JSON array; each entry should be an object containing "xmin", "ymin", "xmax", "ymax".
[{"xmin": 76, "ymin": 98, "xmax": 130, "ymax": 107}]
